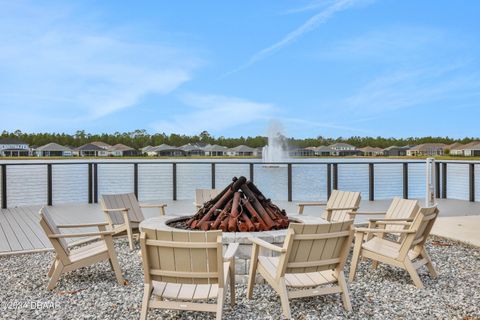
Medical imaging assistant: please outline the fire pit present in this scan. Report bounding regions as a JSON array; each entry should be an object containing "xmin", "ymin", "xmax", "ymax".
[{"xmin": 182, "ymin": 176, "xmax": 290, "ymax": 232}]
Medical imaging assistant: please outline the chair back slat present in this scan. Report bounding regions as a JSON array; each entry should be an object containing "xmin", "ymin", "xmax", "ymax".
[
  {"xmin": 385, "ymin": 198, "xmax": 419, "ymax": 232},
  {"xmin": 101, "ymin": 193, "xmax": 144, "ymax": 224},
  {"xmin": 39, "ymin": 207, "xmax": 70, "ymax": 256},
  {"xmin": 141, "ymin": 228, "xmax": 222, "ymax": 285},
  {"xmin": 324, "ymin": 190, "xmax": 361, "ymax": 222},
  {"xmin": 195, "ymin": 189, "xmax": 221, "ymax": 207},
  {"xmin": 283, "ymin": 221, "xmax": 353, "ymax": 275},
  {"xmin": 399, "ymin": 206, "xmax": 439, "ymax": 258}
]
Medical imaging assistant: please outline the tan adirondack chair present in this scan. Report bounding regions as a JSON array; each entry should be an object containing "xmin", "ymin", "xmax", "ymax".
[
  {"xmin": 349, "ymin": 206, "xmax": 439, "ymax": 288},
  {"xmin": 297, "ymin": 190, "xmax": 361, "ymax": 222},
  {"xmin": 194, "ymin": 188, "xmax": 221, "ymax": 209},
  {"xmin": 100, "ymin": 193, "xmax": 167, "ymax": 250},
  {"xmin": 139, "ymin": 228, "xmax": 238, "ymax": 320},
  {"xmin": 39, "ymin": 207, "xmax": 124, "ymax": 290},
  {"xmin": 247, "ymin": 220, "xmax": 354, "ymax": 318}
]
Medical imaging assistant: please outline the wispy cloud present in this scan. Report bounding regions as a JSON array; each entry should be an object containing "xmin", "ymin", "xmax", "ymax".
[
  {"xmin": 151, "ymin": 94, "xmax": 275, "ymax": 135},
  {"xmin": 0, "ymin": 1, "xmax": 200, "ymax": 128},
  {"xmin": 225, "ymin": 0, "xmax": 374, "ymax": 75}
]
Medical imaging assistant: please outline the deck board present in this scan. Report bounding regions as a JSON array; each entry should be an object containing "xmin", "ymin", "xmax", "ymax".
[
  {"xmin": 3, "ymin": 208, "xmax": 35, "ymax": 250},
  {"xmin": 0, "ymin": 209, "xmax": 23, "ymax": 251}
]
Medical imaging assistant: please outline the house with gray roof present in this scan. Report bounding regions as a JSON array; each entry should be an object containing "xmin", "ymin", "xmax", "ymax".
[
  {"xmin": 108, "ymin": 143, "xmax": 137, "ymax": 156},
  {"xmin": 0, "ymin": 138, "xmax": 30, "ymax": 156},
  {"xmin": 204, "ymin": 144, "xmax": 229, "ymax": 156},
  {"xmin": 227, "ymin": 145, "xmax": 255, "ymax": 156},
  {"xmin": 179, "ymin": 143, "xmax": 205, "ymax": 156},
  {"xmin": 383, "ymin": 146, "xmax": 410, "ymax": 157},
  {"xmin": 460, "ymin": 141, "xmax": 480, "ymax": 156},
  {"xmin": 35, "ymin": 143, "xmax": 72, "ymax": 157},
  {"xmin": 74, "ymin": 143, "xmax": 108, "ymax": 157},
  {"xmin": 406, "ymin": 143, "xmax": 446, "ymax": 156},
  {"xmin": 358, "ymin": 146, "xmax": 384, "ymax": 156},
  {"xmin": 328, "ymin": 143, "xmax": 360, "ymax": 156},
  {"xmin": 149, "ymin": 144, "xmax": 185, "ymax": 157}
]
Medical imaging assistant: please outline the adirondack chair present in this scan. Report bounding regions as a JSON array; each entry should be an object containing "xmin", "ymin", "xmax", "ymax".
[
  {"xmin": 349, "ymin": 206, "xmax": 439, "ymax": 288},
  {"xmin": 297, "ymin": 190, "xmax": 361, "ymax": 222},
  {"xmin": 194, "ymin": 188, "xmax": 221, "ymax": 209},
  {"xmin": 39, "ymin": 207, "xmax": 124, "ymax": 290},
  {"xmin": 247, "ymin": 220, "xmax": 354, "ymax": 318},
  {"xmin": 139, "ymin": 228, "xmax": 239, "ymax": 320},
  {"xmin": 100, "ymin": 193, "xmax": 167, "ymax": 250}
]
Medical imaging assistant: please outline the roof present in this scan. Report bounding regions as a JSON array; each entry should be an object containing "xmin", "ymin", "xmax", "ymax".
[
  {"xmin": 204, "ymin": 144, "xmax": 229, "ymax": 152},
  {"xmin": 383, "ymin": 145, "xmax": 409, "ymax": 150},
  {"xmin": 179, "ymin": 143, "xmax": 205, "ymax": 152},
  {"xmin": 460, "ymin": 141, "xmax": 480, "ymax": 150},
  {"xmin": 141, "ymin": 145, "xmax": 153, "ymax": 152},
  {"xmin": 108, "ymin": 143, "xmax": 135, "ymax": 152},
  {"xmin": 151, "ymin": 144, "xmax": 181, "ymax": 152},
  {"xmin": 448, "ymin": 142, "xmax": 464, "ymax": 150},
  {"xmin": 408, "ymin": 143, "xmax": 447, "ymax": 151},
  {"xmin": 36, "ymin": 143, "xmax": 71, "ymax": 152},
  {"xmin": 75, "ymin": 143, "xmax": 105, "ymax": 151},
  {"xmin": 358, "ymin": 146, "xmax": 383, "ymax": 152},
  {"xmin": 229, "ymin": 145, "xmax": 255, "ymax": 152},
  {"xmin": 329, "ymin": 143, "xmax": 356, "ymax": 149},
  {"xmin": 0, "ymin": 138, "xmax": 28, "ymax": 145},
  {"xmin": 90, "ymin": 141, "xmax": 111, "ymax": 149}
]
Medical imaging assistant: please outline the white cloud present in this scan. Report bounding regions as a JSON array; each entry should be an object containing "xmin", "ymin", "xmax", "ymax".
[
  {"xmin": 151, "ymin": 94, "xmax": 276, "ymax": 135},
  {"xmin": 226, "ymin": 0, "xmax": 374, "ymax": 75},
  {"xmin": 0, "ymin": 1, "xmax": 199, "ymax": 127}
]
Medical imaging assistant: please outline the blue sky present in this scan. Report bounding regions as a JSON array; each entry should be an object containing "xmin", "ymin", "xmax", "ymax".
[{"xmin": 1, "ymin": 0, "xmax": 479, "ymax": 138}]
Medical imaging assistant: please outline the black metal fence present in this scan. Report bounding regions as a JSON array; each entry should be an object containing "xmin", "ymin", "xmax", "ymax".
[{"xmin": 0, "ymin": 160, "xmax": 478, "ymax": 209}]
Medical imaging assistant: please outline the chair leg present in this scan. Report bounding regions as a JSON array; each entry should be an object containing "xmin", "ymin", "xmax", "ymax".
[
  {"xmin": 216, "ymin": 287, "xmax": 225, "ymax": 320},
  {"xmin": 337, "ymin": 272, "xmax": 352, "ymax": 312},
  {"xmin": 229, "ymin": 261, "xmax": 236, "ymax": 306},
  {"xmin": 349, "ymin": 233, "xmax": 364, "ymax": 282},
  {"xmin": 140, "ymin": 284, "xmax": 152, "ymax": 320},
  {"xmin": 371, "ymin": 260, "xmax": 379, "ymax": 270},
  {"xmin": 126, "ymin": 225, "xmax": 134, "ymax": 250},
  {"xmin": 421, "ymin": 248, "xmax": 438, "ymax": 278},
  {"xmin": 278, "ymin": 278, "xmax": 291, "ymax": 319},
  {"xmin": 104, "ymin": 235, "xmax": 125, "ymax": 285},
  {"xmin": 403, "ymin": 259, "xmax": 424, "ymax": 289},
  {"xmin": 48, "ymin": 258, "xmax": 58, "ymax": 277},
  {"xmin": 47, "ymin": 261, "xmax": 64, "ymax": 290},
  {"xmin": 247, "ymin": 244, "xmax": 259, "ymax": 299}
]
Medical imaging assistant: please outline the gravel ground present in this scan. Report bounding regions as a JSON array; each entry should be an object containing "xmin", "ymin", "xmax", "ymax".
[{"xmin": 0, "ymin": 236, "xmax": 479, "ymax": 320}]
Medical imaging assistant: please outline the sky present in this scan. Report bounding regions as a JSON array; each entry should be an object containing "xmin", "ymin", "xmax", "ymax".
[{"xmin": 0, "ymin": 0, "xmax": 479, "ymax": 138}]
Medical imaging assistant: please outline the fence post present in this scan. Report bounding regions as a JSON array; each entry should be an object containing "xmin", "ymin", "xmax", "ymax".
[
  {"xmin": 287, "ymin": 163, "xmax": 292, "ymax": 202},
  {"xmin": 441, "ymin": 163, "xmax": 447, "ymax": 199},
  {"xmin": 88, "ymin": 163, "xmax": 93, "ymax": 204},
  {"xmin": 403, "ymin": 163, "xmax": 408, "ymax": 199},
  {"xmin": 249, "ymin": 163, "xmax": 254, "ymax": 182},
  {"xmin": 211, "ymin": 163, "xmax": 216, "ymax": 189},
  {"xmin": 93, "ymin": 163, "xmax": 98, "ymax": 203},
  {"xmin": 327, "ymin": 163, "xmax": 332, "ymax": 199},
  {"xmin": 47, "ymin": 164, "xmax": 52, "ymax": 206},
  {"xmin": 134, "ymin": 163, "xmax": 138, "ymax": 199},
  {"xmin": 435, "ymin": 162, "xmax": 440, "ymax": 198},
  {"xmin": 470, "ymin": 163, "xmax": 475, "ymax": 202},
  {"xmin": 172, "ymin": 163, "xmax": 177, "ymax": 201},
  {"xmin": 369, "ymin": 163, "xmax": 374, "ymax": 201},
  {"xmin": 332, "ymin": 163, "xmax": 338, "ymax": 190},
  {"xmin": 1, "ymin": 164, "xmax": 6, "ymax": 209}
]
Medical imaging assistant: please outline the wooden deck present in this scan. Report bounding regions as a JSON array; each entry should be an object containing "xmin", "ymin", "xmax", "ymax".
[{"xmin": 1, "ymin": 199, "xmax": 479, "ymax": 255}]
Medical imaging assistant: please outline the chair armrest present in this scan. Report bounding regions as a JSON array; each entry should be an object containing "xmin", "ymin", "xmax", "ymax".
[
  {"xmin": 354, "ymin": 211, "xmax": 386, "ymax": 215},
  {"xmin": 223, "ymin": 243, "xmax": 239, "ymax": 261},
  {"xmin": 140, "ymin": 203, "xmax": 167, "ymax": 208},
  {"xmin": 329, "ymin": 206, "xmax": 359, "ymax": 211},
  {"xmin": 248, "ymin": 237, "xmax": 287, "ymax": 253},
  {"xmin": 103, "ymin": 208, "xmax": 129, "ymax": 212},
  {"xmin": 57, "ymin": 222, "xmax": 109, "ymax": 228},
  {"xmin": 48, "ymin": 231, "xmax": 114, "ymax": 238},
  {"xmin": 374, "ymin": 221, "xmax": 412, "ymax": 226},
  {"xmin": 297, "ymin": 202, "xmax": 327, "ymax": 207},
  {"xmin": 369, "ymin": 217, "xmax": 413, "ymax": 222},
  {"xmin": 355, "ymin": 227, "xmax": 415, "ymax": 234}
]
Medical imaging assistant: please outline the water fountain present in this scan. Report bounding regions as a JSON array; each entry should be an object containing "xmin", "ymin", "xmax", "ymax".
[{"xmin": 262, "ymin": 120, "xmax": 289, "ymax": 167}]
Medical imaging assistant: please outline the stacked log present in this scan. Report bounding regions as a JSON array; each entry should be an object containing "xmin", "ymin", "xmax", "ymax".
[{"xmin": 186, "ymin": 176, "xmax": 290, "ymax": 232}]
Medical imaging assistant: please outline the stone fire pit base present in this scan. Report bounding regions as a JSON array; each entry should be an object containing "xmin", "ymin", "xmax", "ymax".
[{"xmin": 139, "ymin": 215, "xmax": 326, "ymax": 283}]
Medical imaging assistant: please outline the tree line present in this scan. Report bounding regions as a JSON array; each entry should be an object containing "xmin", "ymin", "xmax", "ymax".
[{"xmin": 1, "ymin": 129, "xmax": 478, "ymax": 149}]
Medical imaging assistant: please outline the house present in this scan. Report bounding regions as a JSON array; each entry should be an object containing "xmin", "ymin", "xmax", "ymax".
[
  {"xmin": 383, "ymin": 146, "xmax": 409, "ymax": 157},
  {"xmin": 254, "ymin": 147, "xmax": 263, "ymax": 157},
  {"xmin": 448, "ymin": 142, "xmax": 465, "ymax": 156},
  {"xmin": 309, "ymin": 146, "xmax": 335, "ymax": 156},
  {"xmin": 289, "ymin": 147, "xmax": 316, "ymax": 157},
  {"xmin": 35, "ymin": 143, "xmax": 72, "ymax": 157},
  {"xmin": 91, "ymin": 141, "xmax": 112, "ymax": 150},
  {"xmin": 203, "ymin": 144, "xmax": 229, "ymax": 156},
  {"xmin": 0, "ymin": 138, "xmax": 30, "ymax": 156},
  {"xmin": 328, "ymin": 143, "xmax": 359, "ymax": 156},
  {"xmin": 149, "ymin": 144, "xmax": 185, "ymax": 157},
  {"xmin": 74, "ymin": 143, "xmax": 109, "ymax": 157},
  {"xmin": 108, "ymin": 144, "xmax": 137, "ymax": 156},
  {"xmin": 461, "ymin": 141, "xmax": 480, "ymax": 156},
  {"xmin": 227, "ymin": 145, "xmax": 255, "ymax": 156},
  {"xmin": 358, "ymin": 146, "xmax": 384, "ymax": 156},
  {"xmin": 179, "ymin": 143, "xmax": 205, "ymax": 156},
  {"xmin": 406, "ymin": 143, "xmax": 446, "ymax": 156}
]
